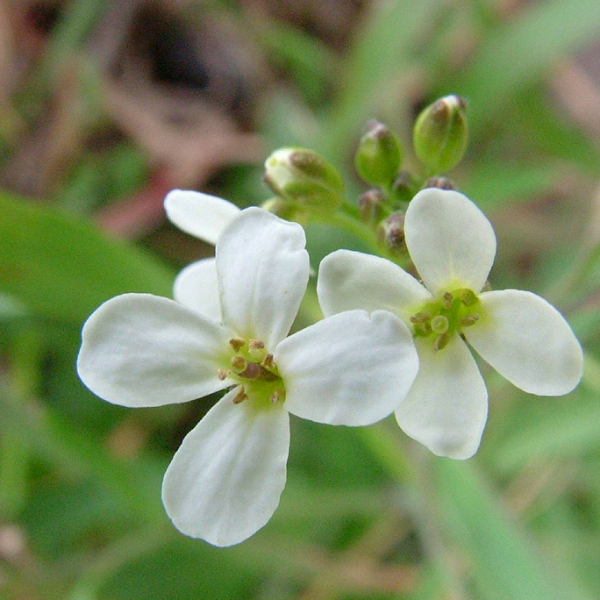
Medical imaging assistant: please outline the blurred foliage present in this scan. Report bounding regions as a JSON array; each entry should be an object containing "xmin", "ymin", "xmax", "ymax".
[{"xmin": 1, "ymin": 0, "xmax": 600, "ymax": 599}]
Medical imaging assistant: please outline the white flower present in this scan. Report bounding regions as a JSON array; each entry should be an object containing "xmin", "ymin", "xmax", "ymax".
[
  {"xmin": 165, "ymin": 189, "xmax": 241, "ymax": 319},
  {"xmin": 77, "ymin": 208, "xmax": 419, "ymax": 546},
  {"xmin": 317, "ymin": 188, "xmax": 584, "ymax": 460},
  {"xmin": 164, "ymin": 189, "xmax": 241, "ymax": 245}
]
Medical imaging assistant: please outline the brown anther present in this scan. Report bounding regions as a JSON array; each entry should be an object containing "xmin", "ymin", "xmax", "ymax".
[
  {"xmin": 442, "ymin": 292, "xmax": 454, "ymax": 310},
  {"xmin": 433, "ymin": 333, "xmax": 450, "ymax": 352},
  {"xmin": 229, "ymin": 338, "xmax": 246, "ymax": 352},
  {"xmin": 413, "ymin": 321, "xmax": 432, "ymax": 336},
  {"xmin": 232, "ymin": 387, "xmax": 248, "ymax": 404},
  {"xmin": 231, "ymin": 356, "xmax": 247, "ymax": 371},
  {"xmin": 460, "ymin": 314, "xmax": 480, "ymax": 327},
  {"xmin": 240, "ymin": 362, "xmax": 262, "ymax": 379},
  {"xmin": 217, "ymin": 369, "xmax": 230, "ymax": 381},
  {"xmin": 458, "ymin": 289, "xmax": 477, "ymax": 307},
  {"xmin": 261, "ymin": 353, "xmax": 275, "ymax": 369},
  {"xmin": 248, "ymin": 340, "xmax": 265, "ymax": 350},
  {"xmin": 410, "ymin": 310, "xmax": 432, "ymax": 324}
]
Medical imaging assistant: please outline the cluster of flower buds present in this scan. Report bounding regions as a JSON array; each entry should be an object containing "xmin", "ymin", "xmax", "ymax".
[{"xmin": 352, "ymin": 95, "xmax": 468, "ymax": 253}]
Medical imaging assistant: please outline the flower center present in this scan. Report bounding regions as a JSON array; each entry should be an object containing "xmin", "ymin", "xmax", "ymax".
[
  {"xmin": 218, "ymin": 338, "xmax": 286, "ymax": 405},
  {"xmin": 409, "ymin": 288, "xmax": 481, "ymax": 351}
]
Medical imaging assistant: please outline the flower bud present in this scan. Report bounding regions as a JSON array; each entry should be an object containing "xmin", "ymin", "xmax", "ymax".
[
  {"xmin": 378, "ymin": 210, "xmax": 405, "ymax": 252},
  {"xmin": 263, "ymin": 148, "xmax": 344, "ymax": 214},
  {"xmin": 354, "ymin": 121, "xmax": 403, "ymax": 187},
  {"xmin": 391, "ymin": 170, "xmax": 417, "ymax": 204},
  {"xmin": 261, "ymin": 197, "xmax": 309, "ymax": 225},
  {"xmin": 413, "ymin": 95, "xmax": 468, "ymax": 173},
  {"xmin": 358, "ymin": 189, "xmax": 385, "ymax": 224},
  {"xmin": 424, "ymin": 176, "xmax": 455, "ymax": 190}
]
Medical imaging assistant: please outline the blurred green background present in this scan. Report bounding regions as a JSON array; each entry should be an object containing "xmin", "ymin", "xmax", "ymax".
[{"xmin": 2, "ymin": 0, "xmax": 600, "ymax": 598}]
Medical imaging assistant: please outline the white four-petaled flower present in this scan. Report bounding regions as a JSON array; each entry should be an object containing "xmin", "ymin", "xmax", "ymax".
[
  {"xmin": 164, "ymin": 189, "xmax": 241, "ymax": 318},
  {"xmin": 77, "ymin": 207, "xmax": 419, "ymax": 546},
  {"xmin": 318, "ymin": 188, "xmax": 584, "ymax": 459}
]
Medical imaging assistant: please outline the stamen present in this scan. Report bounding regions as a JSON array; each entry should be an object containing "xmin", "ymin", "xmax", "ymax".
[
  {"xmin": 441, "ymin": 292, "xmax": 454, "ymax": 310},
  {"xmin": 262, "ymin": 353, "xmax": 275, "ymax": 369},
  {"xmin": 433, "ymin": 333, "xmax": 450, "ymax": 352},
  {"xmin": 457, "ymin": 288, "xmax": 477, "ymax": 306},
  {"xmin": 229, "ymin": 338, "xmax": 246, "ymax": 352},
  {"xmin": 410, "ymin": 310, "xmax": 432, "ymax": 323},
  {"xmin": 460, "ymin": 314, "xmax": 480, "ymax": 327},
  {"xmin": 413, "ymin": 321, "xmax": 432, "ymax": 336},
  {"xmin": 217, "ymin": 369, "xmax": 230, "ymax": 381},
  {"xmin": 232, "ymin": 387, "xmax": 248, "ymax": 404},
  {"xmin": 248, "ymin": 340, "xmax": 265, "ymax": 350},
  {"xmin": 231, "ymin": 356, "xmax": 247, "ymax": 372},
  {"xmin": 270, "ymin": 390, "xmax": 281, "ymax": 403}
]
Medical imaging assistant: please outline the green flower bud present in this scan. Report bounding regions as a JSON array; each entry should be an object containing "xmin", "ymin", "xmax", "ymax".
[
  {"xmin": 377, "ymin": 210, "xmax": 405, "ymax": 252},
  {"xmin": 354, "ymin": 121, "xmax": 403, "ymax": 187},
  {"xmin": 358, "ymin": 189, "xmax": 385, "ymax": 224},
  {"xmin": 413, "ymin": 95, "xmax": 468, "ymax": 173},
  {"xmin": 261, "ymin": 197, "xmax": 309, "ymax": 225},
  {"xmin": 390, "ymin": 170, "xmax": 417, "ymax": 204},
  {"xmin": 263, "ymin": 148, "xmax": 344, "ymax": 214}
]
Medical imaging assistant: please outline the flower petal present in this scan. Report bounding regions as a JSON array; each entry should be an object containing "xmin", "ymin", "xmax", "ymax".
[
  {"xmin": 317, "ymin": 249, "xmax": 431, "ymax": 320},
  {"xmin": 173, "ymin": 258, "xmax": 222, "ymax": 322},
  {"xmin": 77, "ymin": 293, "xmax": 231, "ymax": 407},
  {"xmin": 395, "ymin": 336, "xmax": 488, "ymax": 459},
  {"xmin": 162, "ymin": 389, "xmax": 289, "ymax": 546},
  {"xmin": 405, "ymin": 188, "xmax": 496, "ymax": 295},
  {"xmin": 164, "ymin": 189, "xmax": 241, "ymax": 245},
  {"xmin": 217, "ymin": 208, "xmax": 309, "ymax": 349},
  {"xmin": 277, "ymin": 310, "xmax": 419, "ymax": 426},
  {"xmin": 465, "ymin": 289, "xmax": 583, "ymax": 395}
]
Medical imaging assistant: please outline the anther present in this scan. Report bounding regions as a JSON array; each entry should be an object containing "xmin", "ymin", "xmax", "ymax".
[
  {"xmin": 248, "ymin": 340, "xmax": 264, "ymax": 350},
  {"xmin": 232, "ymin": 387, "xmax": 248, "ymax": 404},
  {"xmin": 262, "ymin": 353, "xmax": 275, "ymax": 369},
  {"xmin": 457, "ymin": 289, "xmax": 477, "ymax": 307},
  {"xmin": 230, "ymin": 356, "xmax": 247, "ymax": 372},
  {"xmin": 270, "ymin": 390, "xmax": 281, "ymax": 403},
  {"xmin": 217, "ymin": 369, "xmax": 230, "ymax": 381},
  {"xmin": 410, "ymin": 310, "xmax": 432, "ymax": 324},
  {"xmin": 460, "ymin": 314, "xmax": 480, "ymax": 327},
  {"xmin": 433, "ymin": 333, "xmax": 450, "ymax": 352},
  {"xmin": 229, "ymin": 338, "xmax": 246, "ymax": 352},
  {"xmin": 413, "ymin": 321, "xmax": 432, "ymax": 336},
  {"xmin": 442, "ymin": 292, "xmax": 454, "ymax": 310}
]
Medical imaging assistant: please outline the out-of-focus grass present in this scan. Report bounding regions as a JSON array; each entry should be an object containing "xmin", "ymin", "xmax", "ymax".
[{"xmin": 1, "ymin": 1, "xmax": 600, "ymax": 599}]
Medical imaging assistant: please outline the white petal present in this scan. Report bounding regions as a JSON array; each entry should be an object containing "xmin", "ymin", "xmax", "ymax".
[
  {"xmin": 173, "ymin": 258, "xmax": 222, "ymax": 322},
  {"xmin": 164, "ymin": 189, "xmax": 241, "ymax": 244},
  {"xmin": 465, "ymin": 289, "xmax": 583, "ymax": 395},
  {"xmin": 395, "ymin": 336, "xmax": 488, "ymax": 459},
  {"xmin": 77, "ymin": 294, "xmax": 231, "ymax": 407},
  {"xmin": 277, "ymin": 310, "xmax": 419, "ymax": 426},
  {"xmin": 405, "ymin": 188, "xmax": 496, "ymax": 295},
  {"xmin": 162, "ymin": 389, "xmax": 289, "ymax": 546},
  {"xmin": 317, "ymin": 249, "xmax": 431, "ymax": 320},
  {"xmin": 217, "ymin": 208, "xmax": 309, "ymax": 349}
]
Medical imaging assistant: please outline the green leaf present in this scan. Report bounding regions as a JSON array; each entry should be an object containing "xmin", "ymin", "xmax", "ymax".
[
  {"xmin": 0, "ymin": 190, "xmax": 174, "ymax": 322},
  {"xmin": 434, "ymin": 459, "xmax": 571, "ymax": 600},
  {"xmin": 456, "ymin": 0, "xmax": 600, "ymax": 135}
]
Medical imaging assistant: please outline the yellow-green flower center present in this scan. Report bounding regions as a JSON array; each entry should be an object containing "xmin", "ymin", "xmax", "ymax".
[
  {"xmin": 410, "ymin": 288, "xmax": 481, "ymax": 351},
  {"xmin": 218, "ymin": 338, "xmax": 286, "ymax": 406}
]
